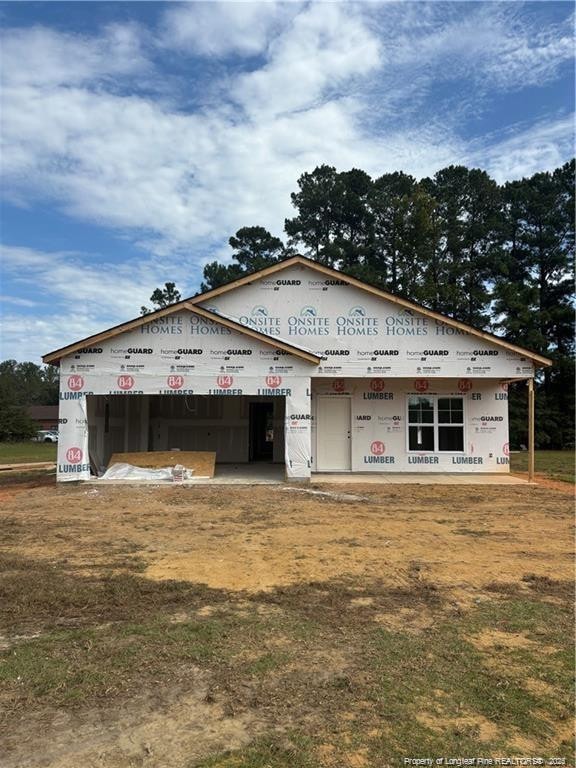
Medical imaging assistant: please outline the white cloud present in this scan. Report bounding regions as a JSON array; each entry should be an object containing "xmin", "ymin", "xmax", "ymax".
[
  {"xmin": 161, "ymin": 1, "xmax": 300, "ymax": 57},
  {"xmin": 1, "ymin": 81, "xmax": 462, "ymax": 248},
  {"xmin": 235, "ymin": 3, "xmax": 381, "ymax": 118},
  {"xmin": 1, "ymin": 311, "xmax": 99, "ymax": 365},
  {"xmin": 0, "ymin": 243, "xmax": 200, "ymax": 315},
  {"xmin": 0, "ymin": 295, "xmax": 37, "ymax": 308},
  {"xmin": 483, "ymin": 12, "xmax": 574, "ymax": 89},
  {"xmin": 1, "ymin": 23, "xmax": 148, "ymax": 87},
  {"xmin": 0, "ymin": 243, "xmax": 204, "ymax": 361},
  {"xmin": 1, "ymin": 4, "xmax": 446, "ymax": 256},
  {"xmin": 374, "ymin": 4, "xmax": 574, "ymax": 92},
  {"xmin": 474, "ymin": 114, "xmax": 575, "ymax": 183}
]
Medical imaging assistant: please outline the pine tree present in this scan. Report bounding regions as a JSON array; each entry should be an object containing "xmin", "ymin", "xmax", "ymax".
[
  {"xmin": 494, "ymin": 160, "xmax": 575, "ymax": 448},
  {"xmin": 200, "ymin": 226, "xmax": 288, "ymax": 291},
  {"xmin": 140, "ymin": 282, "xmax": 182, "ymax": 315},
  {"xmin": 420, "ymin": 166, "xmax": 501, "ymax": 328}
]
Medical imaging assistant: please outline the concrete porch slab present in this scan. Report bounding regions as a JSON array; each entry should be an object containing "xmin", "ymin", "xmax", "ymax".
[
  {"xmin": 87, "ymin": 467, "xmax": 531, "ymax": 487},
  {"xmin": 196, "ymin": 463, "xmax": 285, "ymax": 484},
  {"xmin": 311, "ymin": 473, "xmax": 530, "ymax": 485}
]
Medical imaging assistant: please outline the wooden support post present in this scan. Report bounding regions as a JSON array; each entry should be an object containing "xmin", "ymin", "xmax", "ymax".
[
  {"xmin": 527, "ymin": 378, "xmax": 535, "ymax": 482},
  {"xmin": 139, "ymin": 395, "xmax": 150, "ymax": 451}
]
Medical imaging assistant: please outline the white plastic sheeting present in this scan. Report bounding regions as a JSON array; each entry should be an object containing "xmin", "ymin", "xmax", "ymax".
[
  {"xmin": 285, "ymin": 382, "xmax": 312, "ymax": 478},
  {"xmin": 57, "ymin": 393, "xmax": 90, "ymax": 481},
  {"xmin": 100, "ymin": 463, "xmax": 187, "ymax": 481}
]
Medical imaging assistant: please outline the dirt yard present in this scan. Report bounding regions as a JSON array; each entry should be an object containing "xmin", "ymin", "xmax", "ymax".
[{"xmin": 0, "ymin": 476, "xmax": 573, "ymax": 767}]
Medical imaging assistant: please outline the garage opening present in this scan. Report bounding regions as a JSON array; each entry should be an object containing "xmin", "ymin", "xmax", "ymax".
[{"xmin": 86, "ymin": 394, "xmax": 285, "ymax": 475}]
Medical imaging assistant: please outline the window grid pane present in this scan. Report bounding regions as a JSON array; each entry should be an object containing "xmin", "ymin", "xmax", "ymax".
[
  {"xmin": 408, "ymin": 396, "xmax": 434, "ymax": 424},
  {"xmin": 438, "ymin": 426, "xmax": 464, "ymax": 452},
  {"xmin": 409, "ymin": 426, "xmax": 435, "ymax": 451},
  {"xmin": 438, "ymin": 397, "xmax": 463, "ymax": 424},
  {"xmin": 408, "ymin": 396, "xmax": 464, "ymax": 453}
]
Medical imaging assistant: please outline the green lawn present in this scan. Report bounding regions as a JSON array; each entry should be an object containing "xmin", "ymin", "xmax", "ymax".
[
  {"xmin": 0, "ymin": 441, "xmax": 57, "ymax": 464},
  {"xmin": 511, "ymin": 450, "xmax": 575, "ymax": 484}
]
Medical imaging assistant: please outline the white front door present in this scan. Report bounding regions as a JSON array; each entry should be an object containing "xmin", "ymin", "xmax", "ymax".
[{"xmin": 316, "ymin": 396, "xmax": 351, "ymax": 471}]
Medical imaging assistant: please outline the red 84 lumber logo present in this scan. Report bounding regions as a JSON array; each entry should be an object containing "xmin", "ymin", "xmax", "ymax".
[
  {"xmin": 167, "ymin": 375, "xmax": 184, "ymax": 389},
  {"xmin": 369, "ymin": 378, "xmax": 385, "ymax": 392},
  {"xmin": 216, "ymin": 375, "xmax": 233, "ymax": 388},
  {"xmin": 67, "ymin": 375, "xmax": 84, "ymax": 391},
  {"xmin": 370, "ymin": 441, "xmax": 385, "ymax": 455},
  {"xmin": 265, "ymin": 375, "xmax": 282, "ymax": 388},
  {"xmin": 66, "ymin": 447, "xmax": 83, "ymax": 464},
  {"xmin": 117, "ymin": 375, "xmax": 135, "ymax": 390}
]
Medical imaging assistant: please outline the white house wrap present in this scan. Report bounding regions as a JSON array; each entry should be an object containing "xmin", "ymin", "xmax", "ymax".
[{"xmin": 46, "ymin": 256, "xmax": 550, "ymax": 482}]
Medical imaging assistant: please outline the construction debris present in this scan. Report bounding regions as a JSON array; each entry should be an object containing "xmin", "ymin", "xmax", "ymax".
[{"xmin": 280, "ymin": 487, "xmax": 368, "ymax": 502}]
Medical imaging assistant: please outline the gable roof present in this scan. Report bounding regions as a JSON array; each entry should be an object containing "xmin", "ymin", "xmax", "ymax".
[
  {"xmin": 189, "ymin": 255, "xmax": 552, "ymax": 367},
  {"xmin": 42, "ymin": 302, "xmax": 321, "ymax": 365},
  {"xmin": 43, "ymin": 254, "xmax": 551, "ymax": 367}
]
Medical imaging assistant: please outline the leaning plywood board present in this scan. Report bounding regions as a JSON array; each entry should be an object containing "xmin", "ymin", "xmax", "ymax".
[{"xmin": 109, "ymin": 451, "xmax": 216, "ymax": 478}]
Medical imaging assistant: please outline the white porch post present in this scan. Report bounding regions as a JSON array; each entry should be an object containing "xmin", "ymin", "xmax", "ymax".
[{"xmin": 527, "ymin": 378, "xmax": 535, "ymax": 482}]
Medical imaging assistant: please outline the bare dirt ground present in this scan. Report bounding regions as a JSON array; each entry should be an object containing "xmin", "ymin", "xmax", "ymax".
[
  {"xmin": 3, "ymin": 479, "xmax": 572, "ymax": 598},
  {"xmin": 0, "ymin": 476, "xmax": 574, "ymax": 767}
]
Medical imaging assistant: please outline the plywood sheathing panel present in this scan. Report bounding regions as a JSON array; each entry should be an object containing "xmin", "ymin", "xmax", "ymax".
[{"xmin": 109, "ymin": 451, "xmax": 216, "ymax": 478}]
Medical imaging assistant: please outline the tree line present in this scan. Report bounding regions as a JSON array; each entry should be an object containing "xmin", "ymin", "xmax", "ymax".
[{"xmin": 0, "ymin": 360, "xmax": 59, "ymax": 440}]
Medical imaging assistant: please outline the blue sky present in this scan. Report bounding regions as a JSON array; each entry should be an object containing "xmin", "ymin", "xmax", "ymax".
[{"xmin": 1, "ymin": 1, "xmax": 574, "ymax": 362}]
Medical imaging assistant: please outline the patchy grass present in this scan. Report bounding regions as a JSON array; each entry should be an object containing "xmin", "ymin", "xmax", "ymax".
[
  {"xmin": 0, "ymin": 441, "xmax": 57, "ymax": 464},
  {"xmin": 245, "ymin": 651, "xmax": 292, "ymax": 677},
  {"xmin": 191, "ymin": 584, "xmax": 575, "ymax": 765},
  {"xmin": 196, "ymin": 736, "xmax": 317, "ymax": 768},
  {"xmin": 0, "ymin": 620, "xmax": 226, "ymax": 705},
  {"xmin": 0, "ymin": 554, "xmax": 573, "ymax": 763},
  {"xmin": 0, "ymin": 553, "xmax": 226, "ymax": 634},
  {"xmin": 0, "ymin": 481, "xmax": 574, "ymax": 767},
  {"xmin": 510, "ymin": 449, "xmax": 575, "ymax": 483},
  {"xmin": 0, "ymin": 470, "xmax": 55, "ymax": 488}
]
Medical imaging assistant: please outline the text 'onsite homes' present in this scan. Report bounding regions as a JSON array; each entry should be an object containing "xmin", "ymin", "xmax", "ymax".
[{"xmin": 43, "ymin": 256, "xmax": 550, "ymax": 482}]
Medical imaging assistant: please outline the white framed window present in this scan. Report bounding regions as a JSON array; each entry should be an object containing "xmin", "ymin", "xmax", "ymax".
[{"xmin": 407, "ymin": 395, "xmax": 464, "ymax": 453}]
